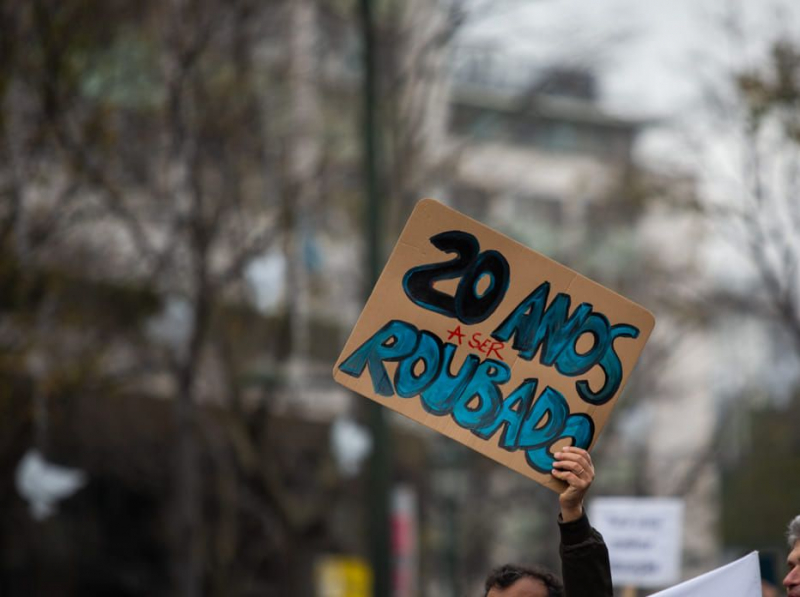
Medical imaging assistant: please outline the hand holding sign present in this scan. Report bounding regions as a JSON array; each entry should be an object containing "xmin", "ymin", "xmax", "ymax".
[
  {"xmin": 553, "ymin": 446, "xmax": 595, "ymax": 522},
  {"xmin": 334, "ymin": 199, "xmax": 655, "ymax": 491}
]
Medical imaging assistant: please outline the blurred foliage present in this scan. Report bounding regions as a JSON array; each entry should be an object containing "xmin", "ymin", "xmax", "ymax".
[
  {"xmin": 703, "ymin": 33, "xmax": 800, "ymax": 565},
  {"xmin": 0, "ymin": 0, "xmax": 454, "ymax": 594},
  {"xmin": 737, "ymin": 39, "xmax": 800, "ymax": 139},
  {"xmin": 0, "ymin": 1, "xmax": 358, "ymax": 595},
  {"xmin": 720, "ymin": 389, "xmax": 800, "ymax": 551},
  {"xmin": 0, "ymin": 244, "xmax": 162, "ymax": 326}
]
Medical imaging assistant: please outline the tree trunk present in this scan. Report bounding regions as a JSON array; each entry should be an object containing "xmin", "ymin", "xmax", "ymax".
[
  {"xmin": 282, "ymin": 0, "xmax": 320, "ymax": 376},
  {"xmin": 175, "ymin": 276, "xmax": 212, "ymax": 597}
]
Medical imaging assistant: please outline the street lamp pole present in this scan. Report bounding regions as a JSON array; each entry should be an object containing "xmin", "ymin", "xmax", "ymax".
[{"xmin": 359, "ymin": 0, "xmax": 392, "ymax": 595}]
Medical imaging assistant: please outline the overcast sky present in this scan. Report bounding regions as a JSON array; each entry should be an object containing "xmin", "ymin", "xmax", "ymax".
[{"xmin": 459, "ymin": 0, "xmax": 800, "ymax": 119}]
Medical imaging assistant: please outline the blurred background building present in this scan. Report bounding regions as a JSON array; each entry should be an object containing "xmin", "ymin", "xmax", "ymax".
[{"xmin": 1, "ymin": 0, "xmax": 799, "ymax": 596}]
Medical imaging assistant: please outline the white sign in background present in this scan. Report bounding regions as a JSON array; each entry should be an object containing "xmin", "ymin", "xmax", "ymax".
[
  {"xmin": 649, "ymin": 551, "xmax": 761, "ymax": 597},
  {"xmin": 590, "ymin": 497, "xmax": 684, "ymax": 588}
]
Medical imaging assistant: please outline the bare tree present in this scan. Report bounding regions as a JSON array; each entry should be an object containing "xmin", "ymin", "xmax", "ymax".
[
  {"xmin": 692, "ymin": 36, "xmax": 800, "ymax": 354},
  {"xmin": 0, "ymin": 1, "xmax": 295, "ymax": 594}
]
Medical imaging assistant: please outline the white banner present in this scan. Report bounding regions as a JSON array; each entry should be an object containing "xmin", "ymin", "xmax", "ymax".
[
  {"xmin": 590, "ymin": 497, "xmax": 684, "ymax": 588},
  {"xmin": 649, "ymin": 552, "xmax": 761, "ymax": 597}
]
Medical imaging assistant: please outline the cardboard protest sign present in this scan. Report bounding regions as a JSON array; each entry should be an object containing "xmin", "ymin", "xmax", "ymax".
[
  {"xmin": 648, "ymin": 552, "xmax": 761, "ymax": 597},
  {"xmin": 590, "ymin": 497, "xmax": 684, "ymax": 588},
  {"xmin": 333, "ymin": 199, "xmax": 655, "ymax": 491}
]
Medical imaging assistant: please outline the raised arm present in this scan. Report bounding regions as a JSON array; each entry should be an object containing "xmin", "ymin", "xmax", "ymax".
[{"xmin": 552, "ymin": 447, "xmax": 613, "ymax": 597}]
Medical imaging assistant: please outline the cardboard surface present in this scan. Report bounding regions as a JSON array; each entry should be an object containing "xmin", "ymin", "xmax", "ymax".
[{"xmin": 333, "ymin": 199, "xmax": 655, "ymax": 491}]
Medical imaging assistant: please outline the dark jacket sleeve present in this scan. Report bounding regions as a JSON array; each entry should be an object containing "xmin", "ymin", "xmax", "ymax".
[{"xmin": 558, "ymin": 512, "xmax": 613, "ymax": 597}]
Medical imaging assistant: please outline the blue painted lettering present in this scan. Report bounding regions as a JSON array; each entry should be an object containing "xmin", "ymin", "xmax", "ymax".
[
  {"xmin": 452, "ymin": 360, "xmax": 510, "ymax": 429},
  {"xmin": 395, "ymin": 330, "xmax": 442, "ymax": 398},
  {"xmin": 419, "ymin": 343, "xmax": 480, "ymax": 415},
  {"xmin": 338, "ymin": 320, "xmax": 420, "ymax": 396},
  {"xmin": 575, "ymin": 323, "xmax": 640, "ymax": 405},
  {"xmin": 516, "ymin": 386, "xmax": 569, "ymax": 449},
  {"xmin": 473, "ymin": 379, "xmax": 537, "ymax": 449},
  {"xmin": 337, "ymin": 321, "xmax": 596, "ymax": 476},
  {"xmin": 525, "ymin": 414, "xmax": 595, "ymax": 473},
  {"xmin": 492, "ymin": 282, "xmax": 592, "ymax": 364}
]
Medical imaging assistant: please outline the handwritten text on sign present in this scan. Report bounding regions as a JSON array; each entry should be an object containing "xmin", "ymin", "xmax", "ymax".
[{"xmin": 333, "ymin": 199, "xmax": 654, "ymax": 486}]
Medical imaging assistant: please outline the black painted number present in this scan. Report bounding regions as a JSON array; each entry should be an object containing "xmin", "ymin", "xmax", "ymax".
[{"xmin": 402, "ymin": 230, "xmax": 510, "ymax": 324}]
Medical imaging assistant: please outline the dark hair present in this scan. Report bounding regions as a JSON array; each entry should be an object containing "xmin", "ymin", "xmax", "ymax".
[{"xmin": 483, "ymin": 564, "xmax": 563, "ymax": 597}]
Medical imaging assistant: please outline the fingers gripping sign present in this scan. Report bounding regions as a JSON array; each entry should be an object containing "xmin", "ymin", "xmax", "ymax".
[
  {"xmin": 552, "ymin": 446, "xmax": 594, "ymax": 522},
  {"xmin": 552, "ymin": 446, "xmax": 594, "ymax": 483}
]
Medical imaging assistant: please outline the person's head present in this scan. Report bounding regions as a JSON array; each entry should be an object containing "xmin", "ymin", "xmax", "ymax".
[
  {"xmin": 484, "ymin": 564, "xmax": 563, "ymax": 597},
  {"xmin": 784, "ymin": 515, "xmax": 800, "ymax": 597}
]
